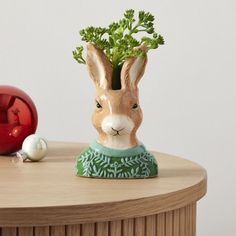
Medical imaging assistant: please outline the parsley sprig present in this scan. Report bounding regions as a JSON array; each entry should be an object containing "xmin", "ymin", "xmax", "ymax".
[
  {"xmin": 73, "ymin": 9, "xmax": 164, "ymax": 67},
  {"xmin": 73, "ymin": 10, "xmax": 164, "ymax": 89}
]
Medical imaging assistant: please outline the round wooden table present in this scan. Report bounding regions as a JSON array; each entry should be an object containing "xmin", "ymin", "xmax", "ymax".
[{"xmin": 0, "ymin": 142, "xmax": 207, "ymax": 236}]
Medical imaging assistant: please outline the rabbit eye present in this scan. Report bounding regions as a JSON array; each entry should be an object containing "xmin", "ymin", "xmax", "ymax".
[
  {"xmin": 96, "ymin": 101, "xmax": 102, "ymax": 108},
  {"xmin": 132, "ymin": 103, "xmax": 139, "ymax": 109}
]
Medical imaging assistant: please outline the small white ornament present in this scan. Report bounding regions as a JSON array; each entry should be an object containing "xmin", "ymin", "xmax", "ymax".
[{"xmin": 17, "ymin": 134, "xmax": 48, "ymax": 162}]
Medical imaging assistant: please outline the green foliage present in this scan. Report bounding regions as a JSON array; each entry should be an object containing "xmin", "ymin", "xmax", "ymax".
[
  {"xmin": 73, "ymin": 9, "xmax": 164, "ymax": 67},
  {"xmin": 73, "ymin": 46, "xmax": 86, "ymax": 64}
]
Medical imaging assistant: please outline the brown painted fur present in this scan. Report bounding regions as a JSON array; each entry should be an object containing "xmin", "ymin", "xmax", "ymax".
[{"xmin": 86, "ymin": 43, "xmax": 147, "ymax": 149}]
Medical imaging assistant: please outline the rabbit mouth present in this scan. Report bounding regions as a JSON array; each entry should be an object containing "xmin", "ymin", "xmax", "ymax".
[{"xmin": 111, "ymin": 128, "xmax": 124, "ymax": 136}]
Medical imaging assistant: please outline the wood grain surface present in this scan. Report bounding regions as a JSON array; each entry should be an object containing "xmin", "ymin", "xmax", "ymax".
[
  {"xmin": 0, "ymin": 142, "xmax": 207, "ymax": 227},
  {"xmin": 0, "ymin": 203, "xmax": 198, "ymax": 235}
]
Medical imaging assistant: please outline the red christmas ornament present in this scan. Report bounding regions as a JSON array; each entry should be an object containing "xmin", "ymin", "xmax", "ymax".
[{"xmin": 0, "ymin": 86, "xmax": 38, "ymax": 155}]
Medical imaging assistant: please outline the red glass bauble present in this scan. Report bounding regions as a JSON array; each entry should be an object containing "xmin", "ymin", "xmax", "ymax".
[{"xmin": 0, "ymin": 86, "xmax": 38, "ymax": 155}]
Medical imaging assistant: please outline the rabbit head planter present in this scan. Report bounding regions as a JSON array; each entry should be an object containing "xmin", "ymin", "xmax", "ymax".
[{"xmin": 76, "ymin": 43, "xmax": 158, "ymax": 178}]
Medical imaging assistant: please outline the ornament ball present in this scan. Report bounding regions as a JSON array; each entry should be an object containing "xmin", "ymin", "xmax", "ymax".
[
  {"xmin": 0, "ymin": 86, "xmax": 38, "ymax": 155},
  {"xmin": 19, "ymin": 134, "xmax": 48, "ymax": 162}
]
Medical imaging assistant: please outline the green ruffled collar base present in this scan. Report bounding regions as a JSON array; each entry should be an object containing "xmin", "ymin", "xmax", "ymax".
[{"xmin": 76, "ymin": 141, "xmax": 158, "ymax": 179}]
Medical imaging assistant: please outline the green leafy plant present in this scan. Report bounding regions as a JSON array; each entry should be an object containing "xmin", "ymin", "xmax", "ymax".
[{"xmin": 73, "ymin": 9, "xmax": 164, "ymax": 89}]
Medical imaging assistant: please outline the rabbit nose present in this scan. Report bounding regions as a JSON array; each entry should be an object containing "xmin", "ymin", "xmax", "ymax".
[
  {"xmin": 108, "ymin": 118, "xmax": 127, "ymax": 131},
  {"xmin": 110, "ymin": 124, "xmax": 124, "ymax": 131},
  {"xmin": 104, "ymin": 118, "xmax": 122, "ymax": 129}
]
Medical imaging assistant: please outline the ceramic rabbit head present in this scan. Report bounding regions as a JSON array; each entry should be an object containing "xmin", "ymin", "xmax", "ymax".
[{"xmin": 86, "ymin": 43, "xmax": 147, "ymax": 150}]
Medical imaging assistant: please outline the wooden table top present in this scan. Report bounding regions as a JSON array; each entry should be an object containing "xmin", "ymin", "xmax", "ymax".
[{"xmin": 0, "ymin": 142, "xmax": 207, "ymax": 227}]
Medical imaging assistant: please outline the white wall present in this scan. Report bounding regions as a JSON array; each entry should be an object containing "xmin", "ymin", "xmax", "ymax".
[{"xmin": 1, "ymin": 0, "xmax": 235, "ymax": 235}]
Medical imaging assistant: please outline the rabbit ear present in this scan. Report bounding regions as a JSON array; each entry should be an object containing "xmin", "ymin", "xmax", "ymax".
[
  {"xmin": 86, "ymin": 43, "xmax": 112, "ymax": 89},
  {"xmin": 120, "ymin": 55, "xmax": 147, "ymax": 90}
]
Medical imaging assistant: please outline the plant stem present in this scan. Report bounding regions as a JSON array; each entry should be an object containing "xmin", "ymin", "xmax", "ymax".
[{"xmin": 128, "ymin": 20, "xmax": 141, "ymax": 36}]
